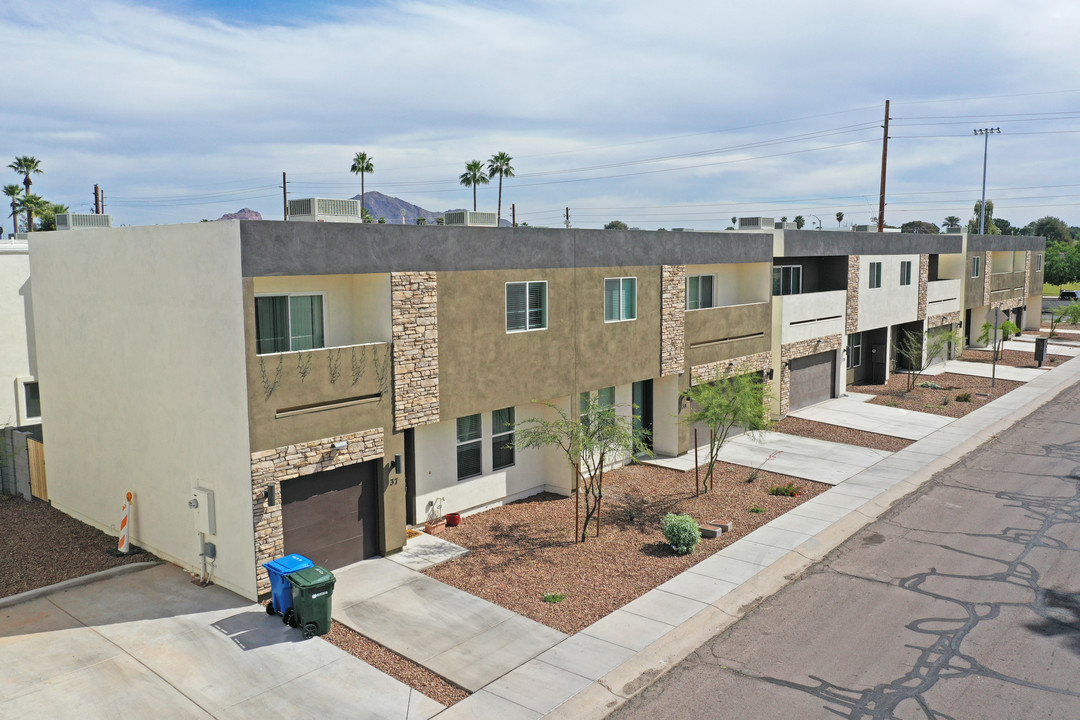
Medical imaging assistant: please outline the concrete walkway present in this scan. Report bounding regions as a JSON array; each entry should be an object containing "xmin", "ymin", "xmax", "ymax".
[
  {"xmin": 923, "ymin": 358, "xmax": 1048, "ymax": 382},
  {"xmin": 1005, "ymin": 336, "xmax": 1080, "ymax": 354},
  {"xmin": 331, "ymin": 558, "xmax": 566, "ymax": 693},
  {"xmin": 643, "ymin": 430, "xmax": 891, "ymax": 485},
  {"xmin": 789, "ymin": 396, "xmax": 953, "ymax": 440}
]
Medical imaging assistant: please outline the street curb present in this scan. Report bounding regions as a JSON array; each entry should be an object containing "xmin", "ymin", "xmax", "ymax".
[
  {"xmin": 0, "ymin": 561, "xmax": 162, "ymax": 610},
  {"xmin": 547, "ymin": 358, "xmax": 1080, "ymax": 719}
]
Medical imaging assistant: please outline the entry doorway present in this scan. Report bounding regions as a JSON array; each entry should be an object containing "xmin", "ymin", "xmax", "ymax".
[{"xmin": 632, "ymin": 379, "xmax": 654, "ymax": 451}]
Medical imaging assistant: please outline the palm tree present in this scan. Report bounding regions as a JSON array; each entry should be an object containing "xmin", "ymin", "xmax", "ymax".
[
  {"xmin": 8, "ymin": 156, "xmax": 43, "ymax": 196},
  {"xmin": 836, "ymin": 211, "xmax": 844, "ymax": 228},
  {"xmin": 349, "ymin": 152, "xmax": 374, "ymax": 216},
  {"xmin": 38, "ymin": 202, "xmax": 70, "ymax": 231},
  {"xmin": 15, "ymin": 194, "xmax": 47, "ymax": 232},
  {"xmin": 943, "ymin": 215, "xmax": 961, "ymax": 229},
  {"xmin": 459, "ymin": 160, "xmax": 489, "ymax": 212},
  {"xmin": 3, "ymin": 184, "xmax": 21, "ymax": 234},
  {"xmin": 486, "ymin": 152, "xmax": 515, "ymax": 225}
]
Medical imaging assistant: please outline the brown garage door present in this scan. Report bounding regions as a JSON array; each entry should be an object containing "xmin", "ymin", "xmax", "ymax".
[
  {"xmin": 789, "ymin": 351, "xmax": 835, "ymax": 411},
  {"xmin": 281, "ymin": 460, "xmax": 379, "ymax": 569}
]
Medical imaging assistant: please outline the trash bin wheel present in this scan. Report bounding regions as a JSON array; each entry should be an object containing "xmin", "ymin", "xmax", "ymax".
[
  {"xmin": 302, "ymin": 622, "xmax": 318, "ymax": 639},
  {"xmin": 265, "ymin": 602, "xmax": 276, "ymax": 616},
  {"xmin": 283, "ymin": 608, "xmax": 296, "ymax": 627}
]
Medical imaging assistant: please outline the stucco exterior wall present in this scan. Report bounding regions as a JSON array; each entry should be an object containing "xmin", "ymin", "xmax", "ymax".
[
  {"xmin": 29, "ymin": 222, "xmax": 258, "ymax": 598},
  {"xmin": 857, "ymin": 254, "xmax": 921, "ymax": 331},
  {"xmin": 0, "ymin": 245, "xmax": 34, "ymax": 426}
]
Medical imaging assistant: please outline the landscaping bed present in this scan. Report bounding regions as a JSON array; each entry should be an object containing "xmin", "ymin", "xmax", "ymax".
[
  {"xmin": 959, "ymin": 347, "xmax": 1068, "ymax": 369},
  {"xmin": 855, "ymin": 372, "xmax": 1022, "ymax": 418},
  {"xmin": 422, "ymin": 461, "xmax": 829, "ymax": 635},
  {"xmin": 774, "ymin": 416, "xmax": 912, "ymax": 452},
  {"xmin": 0, "ymin": 494, "xmax": 155, "ymax": 599}
]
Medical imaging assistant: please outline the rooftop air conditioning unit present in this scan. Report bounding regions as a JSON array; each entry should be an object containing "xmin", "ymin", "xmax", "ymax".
[
  {"xmin": 56, "ymin": 213, "xmax": 113, "ymax": 230},
  {"xmin": 287, "ymin": 198, "xmax": 363, "ymax": 223},
  {"xmin": 774, "ymin": 222, "xmax": 797, "ymax": 230},
  {"xmin": 738, "ymin": 217, "xmax": 774, "ymax": 230},
  {"xmin": 945, "ymin": 226, "xmax": 964, "ymax": 234},
  {"xmin": 443, "ymin": 210, "xmax": 498, "ymax": 227},
  {"xmin": 670, "ymin": 228, "xmax": 694, "ymax": 232}
]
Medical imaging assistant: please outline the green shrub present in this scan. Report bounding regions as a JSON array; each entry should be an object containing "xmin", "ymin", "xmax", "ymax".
[
  {"xmin": 768, "ymin": 482, "xmax": 801, "ymax": 497},
  {"xmin": 749, "ymin": 506, "xmax": 766, "ymax": 514},
  {"xmin": 956, "ymin": 392, "xmax": 972, "ymax": 403},
  {"xmin": 942, "ymin": 396, "xmax": 951, "ymax": 406},
  {"xmin": 662, "ymin": 513, "xmax": 701, "ymax": 555},
  {"xmin": 918, "ymin": 381, "xmax": 942, "ymax": 389},
  {"xmin": 541, "ymin": 592, "xmax": 566, "ymax": 603}
]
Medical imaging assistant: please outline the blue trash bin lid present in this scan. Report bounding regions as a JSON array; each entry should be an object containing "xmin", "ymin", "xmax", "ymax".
[{"xmin": 263, "ymin": 554, "xmax": 314, "ymax": 575}]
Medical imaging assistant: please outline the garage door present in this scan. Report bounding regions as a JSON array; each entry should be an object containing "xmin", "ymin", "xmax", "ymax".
[
  {"xmin": 281, "ymin": 460, "xmax": 379, "ymax": 569},
  {"xmin": 789, "ymin": 351, "xmax": 835, "ymax": 411}
]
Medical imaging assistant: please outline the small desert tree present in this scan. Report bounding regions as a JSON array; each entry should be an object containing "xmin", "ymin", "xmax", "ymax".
[
  {"xmin": 1050, "ymin": 302, "xmax": 1080, "ymax": 337},
  {"xmin": 897, "ymin": 327, "xmax": 962, "ymax": 391},
  {"xmin": 514, "ymin": 396, "xmax": 650, "ymax": 542},
  {"xmin": 978, "ymin": 319, "xmax": 1020, "ymax": 361},
  {"xmin": 680, "ymin": 373, "xmax": 773, "ymax": 493}
]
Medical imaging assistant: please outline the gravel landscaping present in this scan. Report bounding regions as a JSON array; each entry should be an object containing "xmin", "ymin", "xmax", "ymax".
[
  {"xmin": 774, "ymin": 416, "xmax": 913, "ymax": 452},
  {"xmin": 959, "ymin": 347, "xmax": 1069, "ymax": 369},
  {"xmin": 855, "ymin": 372, "xmax": 1022, "ymax": 418},
  {"xmin": 422, "ymin": 461, "xmax": 829, "ymax": 635},
  {"xmin": 0, "ymin": 494, "xmax": 155, "ymax": 599}
]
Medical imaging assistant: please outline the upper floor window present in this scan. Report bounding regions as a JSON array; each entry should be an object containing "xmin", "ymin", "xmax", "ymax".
[
  {"xmin": 772, "ymin": 265, "xmax": 802, "ymax": 296},
  {"xmin": 900, "ymin": 261, "xmax": 912, "ymax": 286},
  {"xmin": 506, "ymin": 281, "xmax": 547, "ymax": 332},
  {"xmin": 255, "ymin": 294, "xmax": 325, "ymax": 354},
  {"xmin": 972, "ymin": 256, "xmax": 982, "ymax": 278},
  {"xmin": 868, "ymin": 262, "xmax": 882, "ymax": 289},
  {"xmin": 686, "ymin": 275, "xmax": 714, "ymax": 310},
  {"xmin": 604, "ymin": 277, "xmax": 637, "ymax": 322},
  {"xmin": 456, "ymin": 414, "xmax": 483, "ymax": 480},
  {"xmin": 1035, "ymin": 253, "xmax": 1043, "ymax": 272}
]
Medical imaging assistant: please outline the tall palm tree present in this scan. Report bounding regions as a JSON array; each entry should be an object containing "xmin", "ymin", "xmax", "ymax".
[
  {"xmin": 3, "ymin": 184, "xmax": 21, "ymax": 234},
  {"xmin": 8, "ymin": 156, "xmax": 43, "ymax": 196},
  {"xmin": 459, "ymin": 160, "xmax": 489, "ymax": 212},
  {"xmin": 486, "ymin": 152, "xmax": 515, "ymax": 225},
  {"xmin": 15, "ymin": 194, "xmax": 47, "ymax": 232},
  {"xmin": 349, "ymin": 151, "xmax": 374, "ymax": 216},
  {"xmin": 943, "ymin": 215, "xmax": 961, "ymax": 229}
]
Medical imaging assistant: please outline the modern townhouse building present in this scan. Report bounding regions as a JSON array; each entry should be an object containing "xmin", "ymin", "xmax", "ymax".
[{"xmin": 26, "ymin": 217, "xmax": 1043, "ymax": 600}]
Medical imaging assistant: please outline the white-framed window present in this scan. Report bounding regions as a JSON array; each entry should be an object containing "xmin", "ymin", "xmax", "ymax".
[
  {"xmin": 900, "ymin": 260, "xmax": 912, "ymax": 286},
  {"xmin": 15, "ymin": 376, "xmax": 40, "ymax": 424},
  {"xmin": 604, "ymin": 277, "xmax": 637, "ymax": 322},
  {"xmin": 1036, "ymin": 253, "xmax": 1043, "ymax": 272},
  {"xmin": 686, "ymin": 275, "xmax": 714, "ymax": 310},
  {"xmin": 456, "ymin": 414, "xmax": 482, "ymax": 480},
  {"xmin": 254, "ymin": 293, "xmax": 326, "ymax": 354},
  {"xmin": 579, "ymin": 386, "xmax": 615, "ymax": 425},
  {"xmin": 772, "ymin": 265, "xmax": 802, "ymax": 296},
  {"xmin": 491, "ymin": 407, "xmax": 515, "ymax": 471},
  {"xmin": 506, "ymin": 281, "xmax": 547, "ymax": 332},
  {"xmin": 972, "ymin": 255, "xmax": 982, "ymax": 278},
  {"xmin": 869, "ymin": 262, "xmax": 882, "ymax": 289},
  {"xmin": 846, "ymin": 333, "xmax": 863, "ymax": 369}
]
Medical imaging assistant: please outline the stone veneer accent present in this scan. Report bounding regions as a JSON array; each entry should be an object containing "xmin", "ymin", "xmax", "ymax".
[
  {"xmin": 846, "ymin": 256, "xmax": 860, "ymax": 333},
  {"xmin": 779, "ymin": 334, "xmax": 843, "ymax": 416},
  {"xmin": 982, "ymin": 251, "xmax": 992, "ymax": 307},
  {"xmin": 917, "ymin": 254, "xmax": 929, "ymax": 321},
  {"xmin": 928, "ymin": 311, "xmax": 960, "ymax": 329},
  {"xmin": 690, "ymin": 350, "xmax": 772, "ymax": 386},
  {"xmin": 251, "ymin": 427, "xmax": 384, "ymax": 596},
  {"xmin": 996, "ymin": 297, "xmax": 1025, "ymax": 312},
  {"xmin": 391, "ymin": 272, "xmax": 439, "ymax": 431},
  {"xmin": 660, "ymin": 265, "xmax": 686, "ymax": 376},
  {"xmin": 1024, "ymin": 251, "xmax": 1032, "ymax": 297}
]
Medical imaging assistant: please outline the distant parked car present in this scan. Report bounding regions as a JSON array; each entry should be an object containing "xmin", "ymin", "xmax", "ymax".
[{"xmin": 1060, "ymin": 290, "xmax": 1080, "ymax": 301}]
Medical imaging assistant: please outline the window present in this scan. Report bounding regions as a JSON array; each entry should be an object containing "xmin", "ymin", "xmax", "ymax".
[
  {"xmin": 971, "ymin": 256, "xmax": 982, "ymax": 278},
  {"xmin": 604, "ymin": 277, "xmax": 637, "ymax": 322},
  {"xmin": 506, "ymin": 281, "xmax": 547, "ymax": 332},
  {"xmin": 1036, "ymin": 253, "xmax": 1043, "ymax": 272},
  {"xmin": 491, "ymin": 407, "xmax": 515, "ymax": 470},
  {"xmin": 456, "ymin": 414, "xmax": 482, "ymax": 480},
  {"xmin": 869, "ymin": 262, "xmax": 882, "ymax": 289},
  {"xmin": 846, "ymin": 333, "xmax": 862, "ymax": 369},
  {"xmin": 686, "ymin": 275, "xmax": 714, "ymax": 310},
  {"xmin": 772, "ymin": 265, "xmax": 802, "ymax": 296},
  {"xmin": 580, "ymin": 387, "xmax": 616, "ymax": 425},
  {"xmin": 255, "ymin": 294, "xmax": 325, "ymax": 354},
  {"xmin": 900, "ymin": 261, "xmax": 912, "ymax": 286}
]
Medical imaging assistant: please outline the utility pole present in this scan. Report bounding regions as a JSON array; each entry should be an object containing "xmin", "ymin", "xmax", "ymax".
[
  {"xmin": 282, "ymin": 172, "xmax": 289, "ymax": 221},
  {"xmin": 974, "ymin": 128, "xmax": 1001, "ymax": 235},
  {"xmin": 877, "ymin": 99, "xmax": 890, "ymax": 233},
  {"xmin": 511, "ymin": 203, "xmax": 516, "ymax": 228},
  {"xmin": 93, "ymin": 184, "xmax": 101, "ymax": 214},
  {"xmin": 565, "ymin": 207, "xmax": 570, "ymax": 229}
]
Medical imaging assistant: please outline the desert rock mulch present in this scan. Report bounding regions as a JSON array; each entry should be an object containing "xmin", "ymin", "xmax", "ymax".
[
  {"xmin": 959, "ymin": 347, "xmax": 1069, "ymax": 369},
  {"xmin": 0, "ymin": 495, "xmax": 156, "ymax": 599},
  {"xmin": 774, "ymin": 416, "xmax": 913, "ymax": 452},
  {"xmin": 855, "ymin": 372, "xmax": 1022, "ymax": 418},
  {"xmin": 423, "ymin": 461, "xmax": 829, "ymax": 635}
]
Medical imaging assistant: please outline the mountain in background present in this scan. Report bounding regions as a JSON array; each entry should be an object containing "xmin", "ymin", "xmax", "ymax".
[
  {"xmin": 352, "ymin": 191, "xmax": 512, "ymax": 226},
  {"xmin": 215, "ymin": 207, "xmax": 263, "ymax": 221}
]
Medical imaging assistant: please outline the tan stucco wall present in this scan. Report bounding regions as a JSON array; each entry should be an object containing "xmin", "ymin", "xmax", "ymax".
[
  {"xmin": 0, "ymin": 247, "xmax": 34, "ymax": 426},
  {"xmin": 30, "ymin": 222, "xmax": 258, "ymax": 599}
]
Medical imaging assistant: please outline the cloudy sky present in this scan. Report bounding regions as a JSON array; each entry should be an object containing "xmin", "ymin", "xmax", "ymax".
[{"xmin": 4, "ymin": 0, "xmax": 1080, "ymax": 230}]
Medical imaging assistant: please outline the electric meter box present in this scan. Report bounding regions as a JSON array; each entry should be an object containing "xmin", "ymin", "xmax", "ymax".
[{"xmin": 191, "ymin": 487, "xmax": 217, "ymax": 535}]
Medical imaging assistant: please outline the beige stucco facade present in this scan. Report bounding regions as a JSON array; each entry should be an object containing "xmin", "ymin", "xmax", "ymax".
[{"xmin": 0, "ymin": 241, "xmax": 35, "ymax": 427}]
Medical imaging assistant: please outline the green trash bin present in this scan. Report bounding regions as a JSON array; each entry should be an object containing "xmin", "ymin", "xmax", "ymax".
[{"xmin": 286, "ymin": 565, "xmax": 336, "ymax": 639}]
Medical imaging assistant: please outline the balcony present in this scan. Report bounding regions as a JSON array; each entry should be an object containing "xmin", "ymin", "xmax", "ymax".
[
  {"xmin": 989, "ymin": 271, "xmax": 1025, "ymax": 303},
  {"xmin": 685, "ymin": 301, "xmax": 771, "ymax": 366},
  {"xmin": 780, "ymin": 290, "xmax": 846, "ymax": 344},
  {"xmin": 926, "ymin": 279, "xmax": 961, "ymax": 316}
]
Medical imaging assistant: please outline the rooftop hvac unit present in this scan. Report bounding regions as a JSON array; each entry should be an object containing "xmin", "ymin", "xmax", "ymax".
[
  {"xmin": 671, "ymin": 228, "xmax": 695, "ymax": 232},
  {"xmin": 56, "ymin": 213, "xmax": 113, "ymax": 230},
  {"xmin": 287, "ymin": 198, "xmax": 363, "ymax": 223},
  {"xmin": 738, "ymin": 217, "xmax": 774, "ymax": 230},
  {"xmin": 774, "ymin": 222, "xmax": 797, "ymax": 230},
  {"xmin": 945, "ymin": 226, "xmax": 964, "ymax": 234},
  {"xmin": 443, "ymin": 210, "xmax": 498, "ymax": 227}
]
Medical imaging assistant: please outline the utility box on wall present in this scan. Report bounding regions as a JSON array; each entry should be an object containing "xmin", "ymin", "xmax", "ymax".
[{"xmin": 191, "ymin": 487, "xmax": 217, "ymax": 535}]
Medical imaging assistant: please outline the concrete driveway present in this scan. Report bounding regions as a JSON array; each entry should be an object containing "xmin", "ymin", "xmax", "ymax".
[
  {"xmin": 0, "ymin": 563, "xmax": 441, "ymax": 719},
  {"xmin": 789, "ymin": 395, "xmax": 953, "ymax": 440}
]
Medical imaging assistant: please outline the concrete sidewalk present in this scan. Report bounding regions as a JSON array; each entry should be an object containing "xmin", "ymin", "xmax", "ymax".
[
  {"xmin": 789, "ymin": 396, "xmax": 952, "ymax": 440},
  {"xmin": 923, "ymin": 358, "xmax": 1048, "ymax": 381}
]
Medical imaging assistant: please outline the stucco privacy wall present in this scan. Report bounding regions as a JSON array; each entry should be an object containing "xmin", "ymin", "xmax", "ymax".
[
  {"xmin": 29, "ymin": 222, "xmax": 258, "ymax": 598},
  {"xmin": 391, "ymin": 272, "xmax": 439, "ymax": 430},
  {"xmin": 251, "ymin": 427, "xmax": 383, "ymax": 595},
  {"xmin": 0, "ymin": 244, "xmax": 34, "ymax": 426}
]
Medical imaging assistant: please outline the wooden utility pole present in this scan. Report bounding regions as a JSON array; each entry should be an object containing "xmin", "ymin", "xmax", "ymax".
[
  {"xmin": 565, "ymin": 207, "xmax": 570, "ymax": 229},
  {"xmin": 93, "ymin": 184, "xmax": 101, "ymax": 214},
  {"xmin": 877, "ymin": 99, "xmax": 890, "ymax": 233},
  {"xmin": 282, "ymin": 172, "xmax": 288, "ymax": 220},
  {"xmin": 511, "ymin": 203, "xmax": 516, "ymax": 227}
]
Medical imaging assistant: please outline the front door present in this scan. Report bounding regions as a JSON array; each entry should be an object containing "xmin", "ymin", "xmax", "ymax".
[{"xmin": 632, "ymin": 380, "xmax": 654, "ymax": 450}]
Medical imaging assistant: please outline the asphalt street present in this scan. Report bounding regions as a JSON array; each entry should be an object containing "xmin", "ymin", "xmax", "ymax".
[{"xmin": 612, "ymin": 380, "xmax": 1080, "ymax": 720}]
